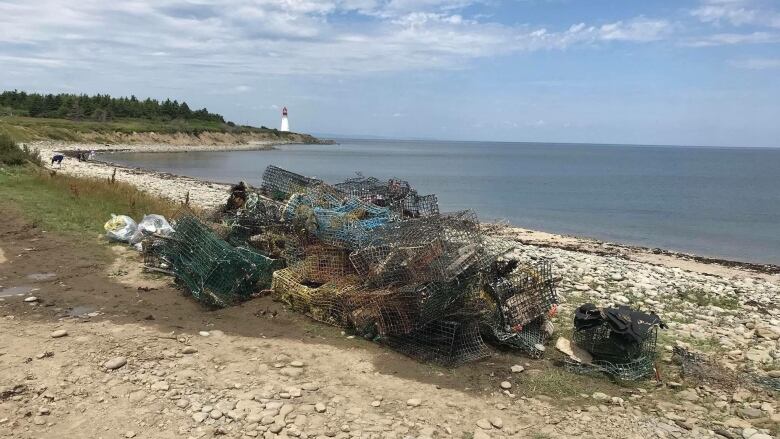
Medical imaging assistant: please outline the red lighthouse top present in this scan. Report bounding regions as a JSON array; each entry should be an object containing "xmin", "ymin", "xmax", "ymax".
[{"xmin": 282, "ymin": 107, "xmax": 288, "ymax": 116}]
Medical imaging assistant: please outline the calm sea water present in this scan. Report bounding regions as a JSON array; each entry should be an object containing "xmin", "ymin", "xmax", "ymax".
[{"xmin": 103, "ymin": 139, "xmax": 780, "ymax": 264}]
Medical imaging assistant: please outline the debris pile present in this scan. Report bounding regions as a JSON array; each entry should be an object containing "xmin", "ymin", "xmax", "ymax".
[{"xmin": 202, "ymin": 166, "xmax": 559, "ymax": 365}]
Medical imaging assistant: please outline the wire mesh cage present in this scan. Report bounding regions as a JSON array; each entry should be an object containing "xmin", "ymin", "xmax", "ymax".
[
  {"xmin": 382, "ymin": 318, "xmax": 490, "ymax": 367},
  {"xmin": 486, "ymin": 260, "xmax": 558, "ymax": 330},
  {"xmin": 261, "ymin": 165, "xmax": 323, "ymax": 200},
  {"xmin": 158, "ymin": 212, "xmax": 280, "ymax": 308},
  {"xmin": 349, "ymin": 211, "xmax": 488, "ymax": 287},
  {"xmin": 568, "ymin": 321, "xmax": 659, "ymax": 380}
]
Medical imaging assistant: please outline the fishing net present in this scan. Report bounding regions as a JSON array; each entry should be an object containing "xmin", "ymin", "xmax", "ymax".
[
  {"xmin": 672, "ymin": 346, "xmax": 780, "ymax": 392},
  {"xmin": 155, "ymin": 212, "xmax": 280, "ymax": 307}
]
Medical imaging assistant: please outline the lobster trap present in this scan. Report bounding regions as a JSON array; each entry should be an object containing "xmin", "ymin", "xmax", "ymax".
[
  {"xmin": 567, "ymin": 320, "xmax": 659, "ymax": 380},
  {"xmin": 155, "ymin": 213, "xmax": 280, "ymax": 307},
  {"xmin": 383, "ymin": 319, "xmax": 490, "ymax": 367},
  {"xmin": 261, "ymin": 165, "xmax": 322, "ymax": 200},
  {"xmin": 349, "ymin": 211, "xmax": 488, "ymax": 287}
]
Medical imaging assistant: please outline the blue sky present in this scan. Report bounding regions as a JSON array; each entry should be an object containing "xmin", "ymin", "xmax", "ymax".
[{"xmin": 1, "ymin": 0, "xmax": 779, "ymax": 147}]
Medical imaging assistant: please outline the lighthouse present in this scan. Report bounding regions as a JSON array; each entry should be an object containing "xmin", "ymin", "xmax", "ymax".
[{"xmin": 280, "ymin": 107, "xmax": 290, "ymax": 132}]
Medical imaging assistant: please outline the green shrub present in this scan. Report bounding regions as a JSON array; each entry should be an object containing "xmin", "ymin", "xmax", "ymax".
[{"xmin": 0, "ymin": 132, "xmax": 42, "ymax": 166}]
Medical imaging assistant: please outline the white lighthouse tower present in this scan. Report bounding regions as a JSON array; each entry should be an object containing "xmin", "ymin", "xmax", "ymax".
[{"xmin": 280, "ymin": 107, "xmax": 290, "ymax": 132}]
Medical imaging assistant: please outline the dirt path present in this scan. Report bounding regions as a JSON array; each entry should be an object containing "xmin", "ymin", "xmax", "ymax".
[{"xmin": 0, "ymin": 206, "xmax": 774, "ymax": 439}]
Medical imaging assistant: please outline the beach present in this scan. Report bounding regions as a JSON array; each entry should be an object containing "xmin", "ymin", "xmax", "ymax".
[{"xmin": 0, "ymin": 141, "xmax": 777, "ymax": 439}]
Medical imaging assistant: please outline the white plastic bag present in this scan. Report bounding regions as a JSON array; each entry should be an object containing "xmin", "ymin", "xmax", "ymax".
[
  {"xmin": 129, "ymin": 214, "xmax": 174, "ymax": 245},
  {"xmin": 104, "ymin": 214, "xmax": 138, "ymax": 242}
]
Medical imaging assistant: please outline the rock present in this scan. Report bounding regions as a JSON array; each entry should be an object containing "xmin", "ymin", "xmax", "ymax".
[
  {"xmin": 555, "ymin": 337, "xmax": 593, "ymax": 364},
  {"xmin": 269, "ymin": 423, "xmax": 284, "ymax": 434},
  {"xmin": 755, "ymin": 327, "xmax": 779, "ymax": 340},
  {"xmin": 723, "ymin": 417, "xmax": 751, "ymax": 429},
  {"xmin": 677, "ymin": 389, "xmax": 699, "ymax": 402},
  {"xmin": 38, "ymin": 407, "xmax": 50, "ymax": 415},
  {"xmin": 314, "ymin": 403, "xmax": 326, "ymax": 413},
  {"xmin": 732, "ymin": 390, "xmax": 752, "ymax": 403},
  {"xmin": 150, "ymin": 381, "xmax": 169, "ymax": 391},
  {"xmin": 24, "ymin": 296, "xmax": 38, "ymax": 302},
  {"xmin": 592, "ymin": 392, "xmax": 609, "ymax": 401},
  {"xmin": 611, "ymin": 273, "xmax": 624, "ymax": 281},
  {"xmin": 767, "ymin": 370, "xmax": 780, "ymax": 378},
  {"xmin": 50, "ymin": 329, "xmax": 68, "ymax": 338},
  {"xmin": 280, "ymin": 367, "xmax": 303, "ymax": 377},
  {"xmin": 103, "ymin": 356, "xmax": 127, "ymax": 370},
  {"xmin": 749, "ymin": 434, "xmax": 773, "ymax": 439},
  {"xmin": 473, "ymin": 430, "xmax": 491, "ymax": 439},
  {"xmin": 182, "ymin": 346, "xmax": 198, "ymax": 354},
  {"xmin": 32, "ymin": 416, "xmax": 46, "ymax": 425},
  {"xmin": 476, "ymin": 419, "xmax": 492, "ymax": 430},
  {"xmin": 125, "ymin": 432, "xmax": 136, "ymax": 438},
  {"xmin": 738, "ymin": 407, "xmax": 763, "ymax": 419},
  {"xmin": 406, "ymin": 398, "xmax": 422, "ymax": 407},
  {"xmin": 209, "ymin": 409, "xmax": 223, "ymax": 419},
  {"xmin": 290, "ymin": 360, "xmax": 304, "ymax": 367},
  {"xmin": 489, "ymin": 417, "xmax": 503, "ymax": 429},
  {"xmin": 199, "ymin": 331, "xmax": 209, "ymax": 336},
  {"xmin": 510, "ymin": 365, "xmax": 524, "ymax": 373},
  {"xmin": 192, "ymin": 412, "xmax": 208, "ymax": 423},
  {"xmin": 371, "ymin": 401, "xmax": 381, "ymax": 407},
  {"xmin": 175, "ymin": 399, "xmax": 189, "ymax": 409},
  {"xmin": 499, "ymin": 381, "xmax": 512, "ymax": 390}
]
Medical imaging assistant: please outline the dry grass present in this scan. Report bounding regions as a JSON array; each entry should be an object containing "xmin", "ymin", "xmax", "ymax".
[{"xmin": 0, "ymin": 167, "xmax": 180, "ymax": 237}]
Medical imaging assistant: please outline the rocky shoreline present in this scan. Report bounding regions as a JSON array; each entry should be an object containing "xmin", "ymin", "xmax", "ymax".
[{"xmin": 7, "ymin": 140, "xmax": 778, "ymax": 439}]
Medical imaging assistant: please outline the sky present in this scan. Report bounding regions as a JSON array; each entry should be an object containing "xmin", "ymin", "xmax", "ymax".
[{"xmin": 1, "ymin": 0, "xmax": 779, "ymax": 147}]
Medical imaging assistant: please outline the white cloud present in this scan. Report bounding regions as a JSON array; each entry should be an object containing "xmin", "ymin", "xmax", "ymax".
[
  {"xmin": 730, "ymin": 57, "xmax": 780, "ymax": 69},
  {"xmin": 0, "ymin": 1, "xmax": 674, "ymax": 76},
  {"xmin": 691, "ymin": 0, "xmax": 780, "ymax": 28}
]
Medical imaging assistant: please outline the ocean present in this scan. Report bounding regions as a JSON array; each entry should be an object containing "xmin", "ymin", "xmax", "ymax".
[{"xmin": 102, "ymin": 139, "xmax": 780, "ymax": 264}]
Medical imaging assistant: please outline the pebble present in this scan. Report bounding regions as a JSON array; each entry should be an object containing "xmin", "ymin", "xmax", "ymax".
[
  {"xmin": 592, "ymin": 392, "xmax": 609, "ymax": 401},
  {"xmin": 151, "ymin": 381, "xmax": 169, "ymax": 391},
  {"xmin": 406, "ymin": 398, "xmax": 422, "ymax": 407},
  {"xmin": 24, "ymin": 296, "xmax": 38, "ymax": 302},
  {"xmin": 476, "ymin": 418, "xmax": 492, "ymax": 430},
  {"xmin": 103, "ymin": 356, "xmax": 127, "ymax": 370},
  {"xmin": 490, "ymin": 417, "xmax": 503, "ymax": 429},
  {"xmin": 209, "ymin": 409, "xmax": 223, "ymax": 419},
  {"xmin": 315, "ymin": 403, "xmax": 326, "ymax": 413},
  {"xmin": 182, "ymin": 346, "xmax": 198, "ymax": 354},
  {"xmin": 500, "ymin": 381, "xmax": 512, "ymax": 390},
  {"xmin": 199, "ymin": 331, "xmax": 210, "ymax": 336},
  {"xmin": 510, "ymin": 365, "xmax": 524, "ymax": 373},
  {"xmin": 50, "ymin": 329, "xmax": 68, "ymax": 338},
  {"xmin": 290, "ymin": 360, "xmax": 305, "ymax": 367},
  {"xmin": 125, "ymin": 432, "xmax": 136, "ymax": 438},
  {"xmin": 371, "ymin": 401, "xmax": 381, "ymax": 407}
]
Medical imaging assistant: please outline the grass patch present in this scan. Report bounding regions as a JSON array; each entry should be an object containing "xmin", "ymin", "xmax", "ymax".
[
  {"xmin": 523, "ymin": 368, "xmax": 605, "ymax": 398},
  {"xmin": 0, "ymin": 115, "xmax": 309, "ymax": 143},
  {"xmin": 0, "ymin": 167, "xmax": 179, "ymax": 238},
  {"xmin": 0, "ymin": 132, "xmax": 42, "ymax": 166},
  {"xmin": 678, "ymin": 288, "xmax": 740, "ymax": 310}
]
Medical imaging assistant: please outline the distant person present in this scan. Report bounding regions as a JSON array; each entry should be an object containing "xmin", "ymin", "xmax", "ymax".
[{"xmin": 51, "ymin": 154, "xmax": 64, "ymax": 167}]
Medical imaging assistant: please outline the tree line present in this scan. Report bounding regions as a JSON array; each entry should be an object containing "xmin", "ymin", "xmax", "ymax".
[{"xmin": 0, "ymin": 90, "xmax": 225, "ymax": 123}]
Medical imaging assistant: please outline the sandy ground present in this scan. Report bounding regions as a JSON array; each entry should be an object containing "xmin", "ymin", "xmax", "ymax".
[{"xmin": 1, "ymin": 142, "xmax": 777, "ymax": 439}]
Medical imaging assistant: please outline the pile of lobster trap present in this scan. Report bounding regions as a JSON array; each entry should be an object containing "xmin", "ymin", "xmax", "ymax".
[{"xmin": 146, "ymin": 165, "xmax": 559, "ymax": 366}]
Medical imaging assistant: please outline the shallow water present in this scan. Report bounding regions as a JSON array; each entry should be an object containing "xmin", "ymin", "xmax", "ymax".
[
  {"xmin": 0, "ymin": 285, "xmax": 39, "ymax": 297},
  {"xmin": 103, "ymin": 139, "xmax": 780, "ymax": 264}
]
